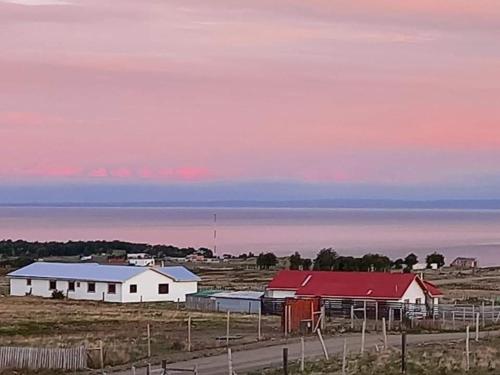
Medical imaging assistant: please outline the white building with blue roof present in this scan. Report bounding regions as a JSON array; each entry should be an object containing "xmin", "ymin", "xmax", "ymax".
[{"xmin": 8, "ymin": 262, "xmax": 200, "ymax": 303}]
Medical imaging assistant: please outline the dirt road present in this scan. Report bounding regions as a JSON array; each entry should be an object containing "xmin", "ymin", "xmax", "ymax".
[{"xmin": 109, "ymin": 330, "xmax": 498, "ymax": 375}]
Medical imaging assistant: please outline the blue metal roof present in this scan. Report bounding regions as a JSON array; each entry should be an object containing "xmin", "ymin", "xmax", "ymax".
[
  {"xmin": 212, "ymin": 291, "xmax": 264, "ymax": 300},
  {"xmin": 157, "ymin": 266, "xmax": 201, "ymax": 282},
  {"xmin": 7, "ymin": 262, "xmax": 199, "ymax": 283},
  {"xmin": 7, "ymin": 262, "xmax": 146, "ymax": 282}
]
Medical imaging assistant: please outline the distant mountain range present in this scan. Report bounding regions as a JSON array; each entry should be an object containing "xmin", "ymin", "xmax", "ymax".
[{"xmin": 3, "ymin": 199, "xmax": 500, "ymax": 209}]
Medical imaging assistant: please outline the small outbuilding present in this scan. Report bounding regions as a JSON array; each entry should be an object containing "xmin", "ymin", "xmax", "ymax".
[
  {"xmin": 186, "ymin": 290, "xmax": 263, "ymax": 314},
  {"xmin": 450, "ymin": 257, "xmax": 478, "ymax": 269}
]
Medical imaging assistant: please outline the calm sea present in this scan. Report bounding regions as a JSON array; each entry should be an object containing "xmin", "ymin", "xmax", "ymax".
[{"xmin": 1, "ymin": 207, "xmax": 500, "ymax": 266}]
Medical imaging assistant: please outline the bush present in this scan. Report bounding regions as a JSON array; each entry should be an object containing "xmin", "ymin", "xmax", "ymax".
[{"xmin": 51, "ymin": 290, "xmax": 65, "ymax": 299}]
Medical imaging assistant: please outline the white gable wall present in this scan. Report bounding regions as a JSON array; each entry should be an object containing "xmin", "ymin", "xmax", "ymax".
[
  {"xmin": 122, "ymin": 269, "xmax": 197, "ymax": 303},
  {"xmin": 399, "ymin": 279, "xmax": 427, "ymax": 304}
]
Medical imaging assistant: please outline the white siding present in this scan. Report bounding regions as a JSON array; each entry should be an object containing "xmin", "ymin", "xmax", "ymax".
[
  {"xmin": 265, "ymin": 290, "xmax": 296, "ymax": 299},
  {"xmin": 399, "ymin": 279, "xmax": 427, "ymax": 304},
  {"xmin": 122, "ymin": 269, "xmax": 198, "ymax": 303},
  {"xmin": 9, "ymin": 277, "xmax": 122, "ymax": 302}
]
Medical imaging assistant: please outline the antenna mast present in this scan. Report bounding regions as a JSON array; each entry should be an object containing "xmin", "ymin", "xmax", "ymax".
[{"xmin": 213, "ymin": 213, "xmax": 217, "ymax": 255}]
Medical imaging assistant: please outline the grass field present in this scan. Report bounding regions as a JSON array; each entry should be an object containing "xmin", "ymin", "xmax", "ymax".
[
  {"xmin": 255, "ymin": 335, "xmax": 500, "ymax": 375},
  {"xmin": 2, "ymin": 263, "xmax": 500, "ymax": 373},
  {"xmin": 0, "ymin": 295, "xmax": 281, "ymax": 369}
]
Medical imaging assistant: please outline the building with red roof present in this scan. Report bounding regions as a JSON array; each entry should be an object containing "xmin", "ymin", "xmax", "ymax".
[{"xmin": 266, "ymin": 270, "xmax": 443, "ymax": 310}]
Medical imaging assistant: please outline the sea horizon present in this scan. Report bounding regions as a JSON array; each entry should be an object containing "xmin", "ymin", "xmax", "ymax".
[{"xmin": 1, "ymin": 206, "xmax": 500, "ymax": 267}]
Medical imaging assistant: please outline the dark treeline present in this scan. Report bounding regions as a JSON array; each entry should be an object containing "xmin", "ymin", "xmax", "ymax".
[
  {"xmin": 0, "ymin": 239, "xmax": 214, "ymax": 267},
  {"xmin": 288, "ymin": 248, "xmax": 445, "ymax": 273}
]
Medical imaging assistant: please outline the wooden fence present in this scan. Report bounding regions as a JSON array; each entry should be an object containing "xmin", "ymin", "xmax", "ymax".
[{"xmin": 0, "ymin": 345, "xmax": 87, "ymax": 370}]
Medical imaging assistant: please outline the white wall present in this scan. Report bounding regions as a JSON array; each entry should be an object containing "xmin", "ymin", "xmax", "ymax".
[
  {"xmin": 399, "ymin": 279, "xmax": 427, "ymax": 304},
  {"xmin": 129, "ymin": 259, "xmax": 155, "ymax": 267},
  {"xmin": 10, "ymin": 269, "xmax": 198, "ymax": 303},
  {"xmin": 9, "ymin": 277, "xmax": 122, "ymax": 302},
  {"xmin": 122, "ymin": 269, "xmax": 198, "ymax": 302},
  {"xmin": 265, "ymin": 289, "xmax": 296, "ymax": 299}
]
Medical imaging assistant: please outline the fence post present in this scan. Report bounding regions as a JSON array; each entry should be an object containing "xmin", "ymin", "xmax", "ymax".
[
  {"xmin": 360, "ymin": 320, "xmax": 366, "ymax": 355},
  {"xmin": 227, "ymin": 348, "xmax": 233, "ymax": 375},
  {"xmin": 475, "ymin": 313, "xmax": 480, "ymax": 342},
  {"xmin": 375, "ymin": 301, "xmax": 379, "ymax": 331},
  {"xmin": 284, "ymin": 305, "xmax": 288, "ymax": 337},
  {"xmin": 321, "ymin": 305, "xmax": 326, "ymax": 331},
  {"xmin": 350, "ymin": 305, "xmax": 354, "ymax": 329},
  {"xmin": 188, "ymin": 316, "xmax": 192, "ymax": 352},
  {"xmin": 131, "ymin": 365, "xmax": 136, "ymax": 375},
  {"xmin": 300, "ymin": 337, "xmax": 305, "ymax": 372},
  {"xmin": 316, "ymin": 328, "xmax": 329, "ymax": 360},
  {"xmin": 258, "ymin": 305, "xmax": 262, "ymax": 341},
  {"xmin": 481, "ymin": 302, "xmax": 485, "ymax": 328},
  {"xmin": 99, "ymin": 340, "xmax": 104, "ymax": 374},
  {"xmin": 465, "ymin": 326, "xmax": 470, "ymax": 371},
  {"xmin": 382, "ymin": 317, "xmax": 388, "ymax": 350},
  {"xmin": 342, "ymin": 338, "xmax": 348, "ymax": 375},
  {"xmin": 226, "ymin": 311, "xmax": 230, "ymax": 347},
  {"xmin": 388, "ymin": 308, "xmax": 392, "ymax": 331},
  {"xmin": 492, "ymin": 298, "xmax": 496, "ymax": 323},
  {"xmin": 363, "ymin": 300, "xmax": 367, "ymax": 322},
  {"xmin": 283, "ymin": 347, "xmax": 288, "ymax": 375},
  {"xmin": 147, "ymin": 324, "xmax": 151, "ymax": 358},
  {"xmin": 401, "ymin": 332, "xmax": 407, "ymax": 374}
]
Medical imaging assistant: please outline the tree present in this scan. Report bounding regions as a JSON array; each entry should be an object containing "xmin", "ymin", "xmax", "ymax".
[
  {"xmin": 392, "ymin": 258, "xmax": 404, "ymax": 270},
  {"xmin": 426, "ymin": 252, "xmax": 445, "ymax": 269},
  {"xmin": 289, "ymin": 252, "xmax": 303, "ymax": 270},
  {"xmin": 313, "ymin": 248, "xmax": 338, "ymax": 271},
  {"xmin": 334, "ymin": 256, "xmax": 361, "ymax": 271},
  {"xmin": 404, "ymin": 253, "xmax": 418, "ymax": 270},
  {"xmin": 302, "ymin": 258, "xmax": 312, "ymax": 271},
  {"xmin": 360, "ymin": 253, "xmax": 392, "ymax": 272},
  {"xmin": 256, "ymin": 252, "xmax": 278, "ymax": 270}
]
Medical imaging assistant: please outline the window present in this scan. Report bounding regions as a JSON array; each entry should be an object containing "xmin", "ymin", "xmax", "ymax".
[
  {"xmin": 130, "ymin": 284, "xmax": 137, "ymax": 294},
  {"xmin": 87, "ymin": 282, "xmax": 96, "ymax": 293},
  {"xmin": 415, "ymin": 298, "xmax": 422, "ymax": 305},
  {"xmin": 108, "ymin": 283, "xmax": 116, "ymax": 294},
  {"xmin": 76, "ymin": 282, "xmax": 80, "ymax": 288},
  {"xmin": 68, "ymin": 281, "xmax": 75, "ymax": 291},
  {"xmin": 49, "ymin": 280, "xmax": 57, "ymax": 290},
  {"xmin": 26, "ymin": 279, "xmax": 32, "ymax": 286},
  {"xmin": 158, "ymin": 284, "xmax": 169, "ymax": 294}
]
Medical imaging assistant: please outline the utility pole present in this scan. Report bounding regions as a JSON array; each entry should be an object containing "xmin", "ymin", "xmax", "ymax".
[{"xmin": 213, "ymin": 213, "xmax": 217, "ymax": 255}]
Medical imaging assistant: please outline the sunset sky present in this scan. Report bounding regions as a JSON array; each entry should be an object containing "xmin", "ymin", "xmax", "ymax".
[{"xmin": 1, "ymin": 0, "xmax": 500, "ymax": 201}]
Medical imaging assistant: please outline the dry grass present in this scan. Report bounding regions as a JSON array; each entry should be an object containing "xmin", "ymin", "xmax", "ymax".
[
  {"xmin": 0, "ymin": 295, "xmax": 281, "ymax": 368},
  {"xmin": 256, "ymin": 336, "xmax": 500, "ymax": 375}
]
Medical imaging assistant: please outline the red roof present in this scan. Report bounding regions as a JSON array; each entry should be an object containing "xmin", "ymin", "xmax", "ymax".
[
  {"xmin": 422, "ymin": 280, "xmax": 444, "ymax": 297},
  {"xmin": 267, "ymin": 270, "xmax": 443, "ymax": 300}
]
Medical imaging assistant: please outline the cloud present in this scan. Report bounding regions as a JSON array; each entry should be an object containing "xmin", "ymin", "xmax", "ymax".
[
  {"xmin": 1, "ymin": 0, "xmax": 71, "ymax": 5},
  {"xmin": 0, "ymin": 111, "xmax": 61, "ymax": 127}
]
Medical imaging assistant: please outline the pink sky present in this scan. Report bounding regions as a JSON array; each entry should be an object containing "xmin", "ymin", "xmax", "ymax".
[{"xmin": 1, "ymin": 0, "xmax": 499, "ymax": 186}]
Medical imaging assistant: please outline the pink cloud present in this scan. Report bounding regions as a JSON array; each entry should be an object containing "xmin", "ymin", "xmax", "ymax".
[
  {"xmin": 173, "ymin": 167, "xmax": 211, "ymax": 181},
  {"xmin": 0, "ymin": 111, "xmax": 60, "ymax": 127},
  {"xmin": 7, "ymin": 166, "xmax": 83, "ymax": 177},
  {"xmin": 109, "ymin": 167, "xmax": 133, "ymax": 178},
  {"xmin": 0, "ymin": 0, "xmax": 499, "ymax": 186},
  {"xmin": 88, "ymin": 168, "xmax": 108, "ymax": 177}
]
